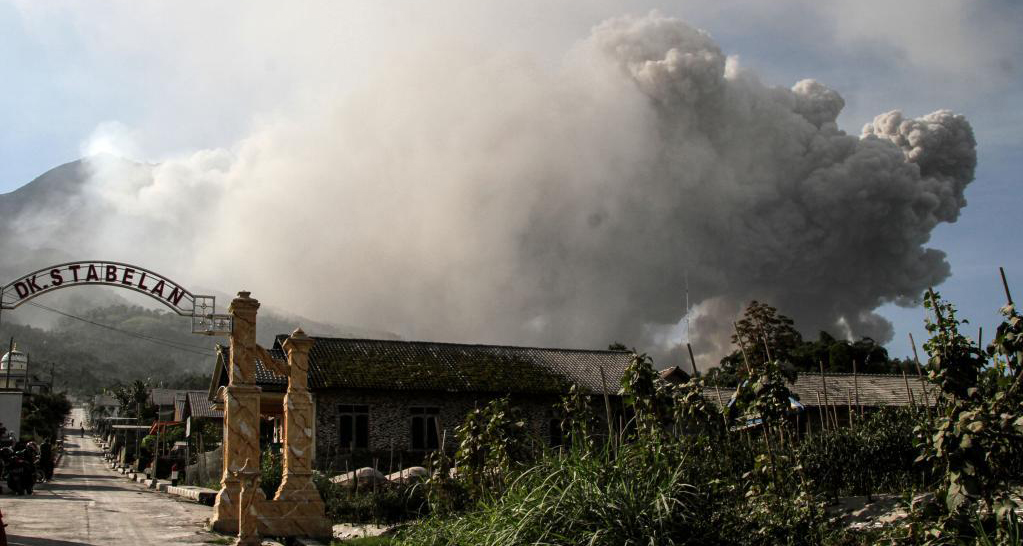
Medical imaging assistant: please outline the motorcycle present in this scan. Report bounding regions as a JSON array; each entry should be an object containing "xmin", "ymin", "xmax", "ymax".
[{"xmin": 6, "ymin": 451, "xmax": 34, "ymax": 495}]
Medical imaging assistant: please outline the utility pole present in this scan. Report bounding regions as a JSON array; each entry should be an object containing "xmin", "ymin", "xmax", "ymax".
[
  {"xmin": 135, "ymin": 402, "xmax": 141, "ymax": 471},
  {"xmin": 4, "ymin": 337, "xmax": 12, "ymax": 389}
]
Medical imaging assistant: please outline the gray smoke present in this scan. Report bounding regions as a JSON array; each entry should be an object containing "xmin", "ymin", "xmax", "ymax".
[{"xmin": 19, "ymin": 12, "xmax": 976, "ymax": 367}]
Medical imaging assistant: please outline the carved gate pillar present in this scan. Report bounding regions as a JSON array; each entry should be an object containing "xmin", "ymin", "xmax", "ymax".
[
  {"xmin": 266, "ymin": 328, "xmax": 331, "ymax": 537},
  {"xmin": 211, "ymin": 292, "xmax": 265, "ymax": 533}
]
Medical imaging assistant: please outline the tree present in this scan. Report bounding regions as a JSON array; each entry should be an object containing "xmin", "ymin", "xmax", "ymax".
[
  {"xmin": 108, "ymin": 379, "xmax": 156, "ymax": 421},
  {"xmin": 706, "ymin": 301, "xmax": 913, "ymax": 385},
  {"xmin": 710, "ymin": 301, "xmax": 802, "ymax": 385},
  {"xmin": 21, "ymin": 391, "xmax": 72, "ymax": 440}
]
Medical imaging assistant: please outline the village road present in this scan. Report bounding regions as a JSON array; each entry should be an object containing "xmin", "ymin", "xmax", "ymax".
[{"xmin": 0, "ymin": 408, "xmax": 223, "ymax": 545}]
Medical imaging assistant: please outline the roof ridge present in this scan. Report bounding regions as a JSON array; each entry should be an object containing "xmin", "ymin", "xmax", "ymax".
[
  {"xmin": 797, "ymin": 371, "xmax": 919, "ymax": 378},
  {"xmin": 276, "ymin": 335, "xmax": 635, "ymax": 355}
]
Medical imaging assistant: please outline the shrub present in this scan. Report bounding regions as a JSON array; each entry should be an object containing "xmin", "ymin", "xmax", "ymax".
[
  {"xmin": 314, "ymin": 473, "xmax": 428, "ymax": 524},
  {"xmin": 261, "ymin": 449, "xmax": 282, "ymax": 499},
  {"xmin": 798, "ymin": 407, "xmax": 924, "ymax": 499}
]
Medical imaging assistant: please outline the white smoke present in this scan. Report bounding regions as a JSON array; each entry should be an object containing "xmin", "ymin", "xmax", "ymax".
[{"xmin": 31, "ymin": 12, "xmax": 977, "ymax": 367}]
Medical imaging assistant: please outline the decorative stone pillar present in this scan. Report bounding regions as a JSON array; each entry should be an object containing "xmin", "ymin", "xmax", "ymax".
[
  {"xmin": 232, "ymin": 458, "xmax": 262, "ymax": 546},
  {"xmin": 268, "ymin": 328, "xmax": 332, "ymax": 537},
  {"xmin": 212, "ymin": 292, "xmax": 265, "ymax": 533}
]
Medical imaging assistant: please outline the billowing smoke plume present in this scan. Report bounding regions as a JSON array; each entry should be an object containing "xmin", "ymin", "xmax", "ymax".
[{"xmin": 19, "ymin": 12, "xmax": 976, "ymax": 367}]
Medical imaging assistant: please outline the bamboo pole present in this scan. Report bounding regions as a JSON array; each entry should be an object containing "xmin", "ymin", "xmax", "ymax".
[
  {"xmin": 599, "ymin": 365, "xmax": 614, "ymax": 442},
  {"xmin": 816, "ymin": 392, "xmax": 826, "ymax": 432},
  {"xmin": 734, "ymin": 323, "xmax": 754, "ymax": 376},
  {"xmin": 686, "ymin": 343, "xmax": 700, "ymax": 378},
  {"xmin": 902, "ymin": 370, "xmax": 916, "ymax": 410},
  {"xmin": 927, "ymin": 287, "xmax": 950, "ymax": 360},
  {"xmin": 853, "ymin": 360, "xmax": 861, "ymax": 419},
  {"xmin": 847, "ymin": 389, "xmax": 854, "ymax": 429},
  {"xmin": 735, "ymin": 322, "xmax": 778, "ymax": 485},
  {"xmin": 1000, "ymin": 266, "xmax": 1013, "ymax": 306},
  {"xmin": 818, "ymin": 361, "xmax": 838, "ymax": 429},
  {"xmin": 909, "ymin": 333, "xmax": 932, "ymax": 416}
]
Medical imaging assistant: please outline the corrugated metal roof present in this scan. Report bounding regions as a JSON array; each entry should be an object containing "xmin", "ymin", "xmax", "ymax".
[{"xmin": 250, "ymin": 336, "xmax": 632, "ymax": 395}]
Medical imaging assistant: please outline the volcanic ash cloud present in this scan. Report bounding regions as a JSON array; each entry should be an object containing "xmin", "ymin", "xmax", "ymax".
[{"xmin": 70, "ymin": 12, "xmax": 976, "ymax": 366}]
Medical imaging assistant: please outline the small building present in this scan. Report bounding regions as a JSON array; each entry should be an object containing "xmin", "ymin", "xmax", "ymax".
[
  {"xmin": 699, "ymin": 372, "xmax": 938, "ymax": 432},
  {"xmin": 0, "ymin": 390, "xmax": 24, "ymax": 443},
  {"xmin": 91, "ymin": 394, "xmax": 122, "ymax": 418},
  {"xmin": 787, "ymin": 371, "xmax": 937, "ymax": 431},
  {"xmin": 149, "ymin": 388, "xmax": 204, "ymax": 422},
  {"xmin": 659, "ymin": 366, "xmax": 692, "ymax": 384},
  {"xmin": 0, "ymin": 345, "xmax": 52, "ymax": 394},
  {"xmin": 209, "ymin": 337, "xmax": 633, "ymax": 470}
]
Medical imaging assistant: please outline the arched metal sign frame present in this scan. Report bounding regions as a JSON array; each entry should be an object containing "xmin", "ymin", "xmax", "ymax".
[{"xmin": 0, "ymin": 260, "xmax": 232, "ymax": 335}]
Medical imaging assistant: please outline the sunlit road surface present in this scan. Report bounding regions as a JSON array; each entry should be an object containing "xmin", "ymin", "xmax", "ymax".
[{"xmin": 0, "ymin": 408, "xmax": 224, "ymax": 545}]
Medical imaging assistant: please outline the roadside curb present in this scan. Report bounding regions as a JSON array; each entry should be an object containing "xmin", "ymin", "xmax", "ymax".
[
  {"xmin": 164, "ymin": 485, "xmax": 218, "ymax": 506},
  {"xmin": 102, "ymin": 448, "xmax": 217, "ymax": 506}
]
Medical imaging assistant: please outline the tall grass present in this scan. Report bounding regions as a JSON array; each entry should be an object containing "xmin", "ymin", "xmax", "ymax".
[{"xmin": 401, "ymin": 436, "xmax": 699, "ymax": 546}]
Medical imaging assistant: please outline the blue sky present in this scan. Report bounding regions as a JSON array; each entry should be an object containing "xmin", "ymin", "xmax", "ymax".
[{"xmin": 0, "ymin": 0, "xmax": 1020, "ymax": 360}]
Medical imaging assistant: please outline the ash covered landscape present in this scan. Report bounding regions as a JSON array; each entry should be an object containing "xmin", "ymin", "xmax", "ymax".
[{"xmin": 0, "ymin": 2, "xmax": 1021, "ymax": 545}]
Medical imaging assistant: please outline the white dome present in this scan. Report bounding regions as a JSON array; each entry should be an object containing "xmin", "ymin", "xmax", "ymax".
[{"xmin": 0, "ymin": 349, "xmax": 27, "ymax": 372}]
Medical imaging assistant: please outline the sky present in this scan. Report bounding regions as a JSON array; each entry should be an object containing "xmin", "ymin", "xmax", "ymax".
[{"xmin": 0, "ymin": 0, "xmax": 1020, "ymax": 363}]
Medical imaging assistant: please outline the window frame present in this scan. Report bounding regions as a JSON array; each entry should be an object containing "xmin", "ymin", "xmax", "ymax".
[
  {"xmin": 409, "ymin": 407, "xmax": 441, "ymax": 450},
  {"xmin": 338, "ymin": 404, "xmax": 370, "ymax": 451}
]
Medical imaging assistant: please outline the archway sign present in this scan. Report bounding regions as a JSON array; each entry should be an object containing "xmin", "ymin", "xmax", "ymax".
[{"xmin": 0, "ymin": 260, "xmax": 232, "ymax": 335}]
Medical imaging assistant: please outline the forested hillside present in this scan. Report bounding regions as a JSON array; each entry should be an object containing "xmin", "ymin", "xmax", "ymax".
[{"xmin": 0, "ymin": 304, "xmax": 391, "ymax": 398}]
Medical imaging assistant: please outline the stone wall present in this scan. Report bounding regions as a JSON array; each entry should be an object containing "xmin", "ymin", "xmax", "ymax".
[
  {"xmin": 313, "ymin": 389, "xmax": 560, "ymax": 471},
  {"xmin": 186, "ymin": 444, "xmax": 223, "ymax": 486}
]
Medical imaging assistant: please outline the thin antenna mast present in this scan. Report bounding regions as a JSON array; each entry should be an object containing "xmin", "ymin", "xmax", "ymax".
[{"xmin": 684, "ymin": 270, "xmax": 690, "ymax": 344}]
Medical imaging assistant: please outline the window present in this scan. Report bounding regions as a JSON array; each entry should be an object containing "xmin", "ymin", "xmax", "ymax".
[
  {"xmin": 338, "ymin": 405, "xmax": 369, "ymax": 450},
  {"xmin": 410, "ymin": 407, "xmax": 440, "ymax": 450}
]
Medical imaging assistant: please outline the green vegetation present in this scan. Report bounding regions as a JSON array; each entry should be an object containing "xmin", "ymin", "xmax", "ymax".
[
  {"xmin": 705, "ymin": 300, "xmax": 915, "ymax": 387},
  {"xmin": 388, "ymin": 287, "xmax": 1023, "ymax": 545},
  {"xmin": 332, "ymin": 538, "xmax": 395, "ymax": 546}
]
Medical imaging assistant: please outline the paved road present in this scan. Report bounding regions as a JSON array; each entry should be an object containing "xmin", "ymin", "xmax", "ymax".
[{"xmin": 0, "ymin": 408, "xmax": 224, "ymax": 545}]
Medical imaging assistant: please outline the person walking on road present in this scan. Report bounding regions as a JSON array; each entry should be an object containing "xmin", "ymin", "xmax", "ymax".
[
  {"xmin": 80, "ymin": 426, "xmax": 84, "ymax": 438},
  {"xmin": 39, "ymin": 439, "xmax": 54, "ymax": 481}
]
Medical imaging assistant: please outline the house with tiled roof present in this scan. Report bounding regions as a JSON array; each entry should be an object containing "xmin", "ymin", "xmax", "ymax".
[
  {"xmin": 147, "ymin": 388, "xmax": 206, "ymax": 422},
  {"xmin": 208, "ymin": 337, "xmax": 633, "ymax": 470}
]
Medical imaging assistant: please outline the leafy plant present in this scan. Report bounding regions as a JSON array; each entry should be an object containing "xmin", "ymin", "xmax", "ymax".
[
  {"xmin": 454, "ymin": 396, "xmax": 530, "ymax": 498},
  {"xmin": 914, "ymin": 290, "xmax": 1023, "ymax": 542}
]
